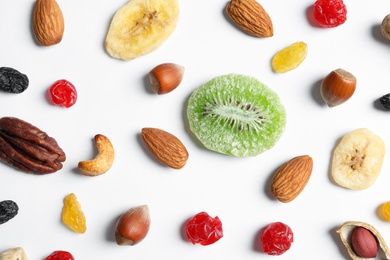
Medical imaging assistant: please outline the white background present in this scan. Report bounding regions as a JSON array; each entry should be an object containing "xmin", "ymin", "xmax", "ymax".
[{"xmin": 1, "ymin": 0, "xmax": 390, "ymax": 259}]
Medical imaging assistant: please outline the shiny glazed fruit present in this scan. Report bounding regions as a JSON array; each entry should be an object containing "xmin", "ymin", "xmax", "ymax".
[
  {"xmin": 185, "ymin": 212, "xmax": 223, "ymax": 245},
  {"xmin": 313, "ymin": 0, "xmax": 347, "ymax": 28},
  {"xmin": 45, "ymin": 250, "xmax": 75, "ymax": 260},
  {"xmin": 49, "ymin": 79, "xmax": 77, "ymax": 108},
  {"xmin": 261, "ymin": 222, "xmax": 294, "ymax": 255},
  {"xmin": 62, "ymin": 193, "xmax": 86, "ymax": 233},
  {"xmin": 381, "ymin": 201, "xmax": 390, "ymax": 221}
]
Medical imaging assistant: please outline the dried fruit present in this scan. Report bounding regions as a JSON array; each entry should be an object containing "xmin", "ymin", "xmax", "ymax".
[
  {"xmin": 351, "ymin": 227, "xmax": 378, "ymax": 258},
  {"xmin": 0, "ymin": 200, "xmax": 19, "ymax": 224},
  {"xmin": 0, "ymin": 247, "xmax": 28, "ymax": 260},
  {"xmin": 0, "ymin": 117, "xmax": 66, "ymax": 174},
  {"xmin": 0, "ymin": 67, "xmax": 29, "ymax": 94},
  {"xmin": 271, "ymin": 155, "xmax": 313, "ymax": 203},
  {"xmin": 331, "ymin": 128, "xmax": 385, "ymax": 190},
  {"xmin": 261, "ymin": 222, "xmax": 294, "ymax": 255},
  {"xmin": 381, "ymin": 14, "xmax": 390, "ymax": 40},
  {"xmin": 33, "ymin": 0, "xmax": 65, "ymax": 46},
  {"xmin": 105, "ymin": 0, "xmax": 179, "ymax": 60},
  {"xmin": 337, "ymin": 221, "xmax": 390, "ymax": 259},
  {"xmin": 226, "ymin": 0, "xmax": 273, "ymax": 37},
  {"xmin": 379, "ymin": 93, "xmax": 390, "ymax": 111},
  {"xmin": 185, "ymin": 212, "xmax": 223, "ymax": 246},
  {"xmin": 49, "ymin": 79, "xmax": 77, "ymax": 108},
  {"xmin": 45, "ymin": 250, "xmax": 75, "ymax": 260},
  {"xmin": 149, "ymin": 63, "xmax": 185, "ymax": 94},
  {"xmin": 62, "ymin": 193, "xmax": 87, "ymax": 234},
  {"xmin": 78, "ymin": 134, "xmax": 115, "ymax": 176},
  {"xmin": 271, "ymin": 41, "xmax": 308, "ymax": 73},
  {"xmin": 187, "ymin": 74, "xmax": 286, "ymax": 157},
  {"xmin": 320, "ymin": 68, "xmax": 356, "ymax": 107},
  {"xmin": 141, "ymin": 127, "xmax": 188, "ymax": 169},
  {"xmin": 115, "ymin": 205, "xmax": 150, "ymax": 246},
  {"xmin": 313, "ymin": 0, "xmax": 347, "ymax": 28},
  {"xmin": 381, "ymin": 201, "xmax": 390, "ymax": 221}
]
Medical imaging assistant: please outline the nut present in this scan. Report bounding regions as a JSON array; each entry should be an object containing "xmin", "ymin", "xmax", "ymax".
[
  {"xmin": 351, "ymin": 227, "xmax": 378, "ymax": 258},
  {"xmin": 337, "ymin": 221, "xmax": 390, "ymax": 259},
  {"xmin": 149, "ymin": 63, "xmax": 185, "ymax": 94},
  {"xmin": 381, "ymin": 14, "xmax": 390, "ymax": 40},
  {"xmin": 320, "ymin": 68, "xmax": 356, "ymax": 107},
  {"xmin": 78, "ymin": 134, "xmax": 115, "ymax": 176},
  {"xmin": 141, "ymin": 127, "xmax": 188, "ymax": 169},
  {"xmin": 115, "ymin": 205, "xmax": 150, "ymax": 246},
  {"xmin": 0, "ymin": 247, "xmax": 28, "ymax": 260},
  {"xmin": 226, "ymin": 0, "xmax": 273, "ymax": 38},
  {"xmin": 33, "ymin": 0, "xmax": 65, "ymax": 46},
  {"xmin": 271, "ymin": 155, "xmax": 313, "ymax": 203}
]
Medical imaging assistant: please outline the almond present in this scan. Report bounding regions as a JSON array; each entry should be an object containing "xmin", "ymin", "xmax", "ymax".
[
  {"xmin": 226, "ymin": 0, "xmax": 273, "ymax": 38},
  {"xmin": 141, "ymin": 128, "xmax": 189, "ymax": 169},
  {"xmin": 271, "ymin": 155, "xmax": 313, "ymax": 203},
  {"xmin": 33, "ymin": 0, "xmax": 64, "ymax": 46}
]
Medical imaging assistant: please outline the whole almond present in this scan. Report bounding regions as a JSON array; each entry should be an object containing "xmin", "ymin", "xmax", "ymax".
[
  {"xmin": 141, "ymin": 128, "xmax": 189, "ymax": 169},
  {"xmin": 33, "ymin": 0, "xmax": 64, "ymax": 46},
  {"xmin": 226, "ymin": 0, "xmax": 273, "ymax": 38},
  {"xmin": 271, "ymin": 155, "xmax": 313, "ymax": 203}
]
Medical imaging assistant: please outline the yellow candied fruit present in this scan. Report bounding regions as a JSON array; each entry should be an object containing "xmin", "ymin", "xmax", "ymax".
[
  {"xmin": 381, "ymin": 201, "xmax": 390, "ymax": 222},
  {"xmin": 62, "ymin": 193, "xmax": 87, "ymax": 233},
  {"xmin": 271, "ymin": 41, "xmax": 308, "ymax": 73}
]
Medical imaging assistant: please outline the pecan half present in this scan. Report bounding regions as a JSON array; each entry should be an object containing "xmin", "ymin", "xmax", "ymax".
[{"xmin": 0, "ymin": 117, "xmax": 66, "ymax": 174}]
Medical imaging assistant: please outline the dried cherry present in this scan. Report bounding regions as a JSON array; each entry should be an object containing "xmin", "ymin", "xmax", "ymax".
[
  {"xmin": 45, "ymin": 250, "xmax": 75, "ymax": 260},
  {"xmin": 0, "ymin": 67, "xmax": 29, "ymax": 93},
  {"xmin": 49, "ymin": 79, "xmax": 77, "ymax": 108},
  {"xmin": 313, "ymin": 0, "xmax": 347, "ymax": 28},
  {"xmin": 0, "ymin": 200, "xmax": 19, "ymax": 224},
  {"xmin": 261, "ymin": 222, "xmax": 294, "ymax": 255},
  {"xmin": 185, "ymin": 211, "xmax": 223, "ymax": 245}
]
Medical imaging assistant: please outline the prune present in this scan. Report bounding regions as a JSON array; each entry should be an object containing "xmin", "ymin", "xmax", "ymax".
[
  {"xmin": 379, "ymin": 93, "xmax": 390, "ymax": 110},
  {"xmin": 0, "ymin": 200, "xmax": 19, "ymax": 224},
  {"xmin": 0, "ymin": 67, "xmax": 29, "ymax": 93}
]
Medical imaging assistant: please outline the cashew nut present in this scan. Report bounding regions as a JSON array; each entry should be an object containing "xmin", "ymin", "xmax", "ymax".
[
  {"xmin": 0, "ymin": 247, "xmax": 28, "ymax": 260},
  {"xmin": 78, "ymin": 134, "xmax": 114, "ymax": 176}
]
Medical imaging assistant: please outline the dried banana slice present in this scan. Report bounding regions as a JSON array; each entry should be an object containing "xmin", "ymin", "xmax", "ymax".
[
  {"xmin": 337, "ymin": 221, "xmax": 390, "ymax": 260},
  {"xmin": 331, "ymin": 128, "xmax": 385, "ymax": 190},
  {"xmin": 105, "ymin": 0, "xmax": 179, "ymax": 60}
]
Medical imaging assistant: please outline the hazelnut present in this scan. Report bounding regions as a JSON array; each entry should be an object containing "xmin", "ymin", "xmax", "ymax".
[
  {"xmin": 149, "ymin": 63, "xmax": 184, "ymax": 94},
  {"xmin": 381, "ymin": 14, "xmax": 390, "ymax": 41},
  {"xmin": 320, "ymin": 68, "xmax": 356, "ymax": 107}
]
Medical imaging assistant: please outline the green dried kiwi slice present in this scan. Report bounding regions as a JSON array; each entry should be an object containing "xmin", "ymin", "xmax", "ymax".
[{"xmin": 187, "ymin": 74, "xmax": 286, "ymax": 157}]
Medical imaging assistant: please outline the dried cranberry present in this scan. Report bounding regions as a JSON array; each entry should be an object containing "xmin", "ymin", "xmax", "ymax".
[
  {"xmin": 261, "ymin": 222, "xmax": 294, "ymax": 255},
  {"xmin": 45, "ymin": 250, "xmax": 75, "ymax": 260},
  {"xmin": 49, "ymin": 79, "xmax": 77, "ymax": 108},
  {"xmin": 185, "ymin": 211, "xmax": 223, "ymax": 245},
  {"xmin": 313, "ymin": 0, "xmax": 347, "ymax": 28}
]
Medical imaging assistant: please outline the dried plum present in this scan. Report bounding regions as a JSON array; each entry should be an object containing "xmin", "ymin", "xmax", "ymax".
[
  {"xmin": 0, "ymin": 67, "xmax": 29, "ymax": 94},
  {"xmin": 0, "ymin": 200, "xmax": 19, "ymax": 224},
  {"xmin": 379, "ymin": 93, "xmax": 390, "ymax": 111}
]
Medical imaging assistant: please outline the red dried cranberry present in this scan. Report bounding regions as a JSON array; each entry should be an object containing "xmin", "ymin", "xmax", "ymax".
[
  {"xmin": 45, "ymin": 250, "xmax": 75, "ymax": 260},
  {"xmin": 261, "ymin": 222, "xmax": 294, "ymax": 255},
  {"xmin": 49, "ymin": 79, "xmax": 77, "ymax": 108},
  {"xmin": 313, "ymin": 0, "xmax": 347, "ymax": 28},
  {"xmin": 185, "ymin": 211, "xmax": 223, "ymax": 245}
]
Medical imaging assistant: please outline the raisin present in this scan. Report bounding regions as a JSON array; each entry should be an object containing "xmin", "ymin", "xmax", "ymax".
[
  {"xmin": 0, "ymin": 200, "xmax": 19, "ymax": 224},
  {"xmin": 45, "ymin": 250, "xmax": 75, "ymax": 260},
  {"xmin": 62, "ymin": 193, "xmax": 86, "ymax": 233},
  {"xmin": 313, "ymin": 0, "xmax": 347, "ymax": 28},
  {"xmin": 0, "ymin": 67, "xmax": 29, "ymax": 94},
  {"xmin": 49, "ymin": 79, "xmax": 77, "ymax": 108},
  {"xmin": 185, "ymin": 211, "xmax": 223, "ymax": 245},
  {"xmin": 261, "ymin": 222, "xmax": 294, "ymax": 255},
  {"xmin": 379, "ymin": 94, "xmax": 390, "ymax": 110}
]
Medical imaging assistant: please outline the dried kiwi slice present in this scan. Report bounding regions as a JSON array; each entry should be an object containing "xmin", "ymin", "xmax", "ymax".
[{"xmin": 187, "ymin": 74, "xmax": 286, "ymax": 157}]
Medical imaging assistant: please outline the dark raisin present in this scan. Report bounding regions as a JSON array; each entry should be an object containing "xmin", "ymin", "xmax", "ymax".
[
  {"xmin": 0, "ymin": 200, "xmax": 19, "ymax": 224},
  {"xmin": 0, "ymin": 67, "xmax": 29, "ymax": 94},
  {"xmin": 379, "ymin": 93, "xmax": 390, "ymax": 110}
]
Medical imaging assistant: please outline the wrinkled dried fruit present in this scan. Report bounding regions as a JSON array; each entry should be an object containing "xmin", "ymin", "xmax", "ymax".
[
  {"xmin": 49, "ymin": 79, "xmax": 77, "ymax": 108},
  {"xmin": 271, "ymin": 42, "xmax": 308, "ymax": 73},
  {"xmin": 185, "ymin": 212, "xmax": 223, "ymax": 246},
  {"xmin": 45, "ymin": 250, "xmax": 75, "ymax": 260},
  {"xmin": 62, "ymin": 193, "xmax": 86, "ymax": 233},
  {"xmin": 313, "ymin": 0, "xmax": 347, "ymax": 28},
  {"xmin": 0, "ymin": 67, "xmax": 29, "ymax": 94},
  {"xmin": 381, "ymin": 201, "xmax": 390, "ymax": 221},
  {"xmin": 261, "ymin": 222, "xmax": 294, "ymax": 255},
  {"xmin": 379, "ymin": 93, "xmax": 390, "ymax": 111},
  {"xmin": 0, "ymin": 200, "xmax": 19, "ymax": 224}
]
